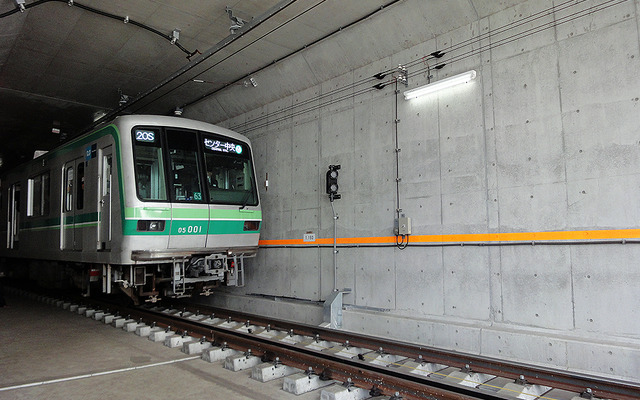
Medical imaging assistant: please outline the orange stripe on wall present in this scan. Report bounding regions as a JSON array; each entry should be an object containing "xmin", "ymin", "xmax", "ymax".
[{"xmin": 258, "ymin": 229, "xmax": 640, "ymax": 246}]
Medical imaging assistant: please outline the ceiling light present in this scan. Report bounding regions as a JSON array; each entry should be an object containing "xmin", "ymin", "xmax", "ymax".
[{"xmin": 403, "ymin": 70, "xmax": 476, "ymax": 100}]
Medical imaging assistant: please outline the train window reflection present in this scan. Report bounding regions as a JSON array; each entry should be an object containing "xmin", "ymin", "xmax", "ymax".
[
  {"xmin": 203, "ymin": 136, "xmax": 257, "ymax": 207},
  {"xmin": 167, "ymin": 129, "xmax": 204, "ymax": 202},
  {"xmin": 76, "ymin": 163, "xmax": 84, "ymax": 210},
  {"xmin": 29, "ymin": 171, "xmax": 50, "ymax": 217},
  {"xmin": 65, "ymin": 166, "xmax": 73, "ymax": 212},
  {"xmin": 133, "ymin": 129, "xmax": 167, "ymax": 201}
]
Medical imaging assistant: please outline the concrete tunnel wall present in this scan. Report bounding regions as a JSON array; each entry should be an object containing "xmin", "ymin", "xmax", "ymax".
[{"xmin": 187, "ymin": 0, "xmax": 640, "ymax": 382}]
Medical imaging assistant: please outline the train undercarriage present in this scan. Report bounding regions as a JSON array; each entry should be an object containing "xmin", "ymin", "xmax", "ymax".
[
  {"xmin": 1, "ymin": 253, "xmax": 246, "ymax": 305},
  {"xmin": 108, "ymin": 253, "xmax": 246, "ymax": 304}
]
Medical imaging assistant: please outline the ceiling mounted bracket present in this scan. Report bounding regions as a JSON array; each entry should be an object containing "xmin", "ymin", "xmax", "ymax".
[
  {"xmin": 397, "ymin": 65, "xmax": 408, "ymax": 87},
  {"xmin": 170, "ymin": 29, "xmax": 180, "ymax": 45},
  {"xmin": 15, "ymin": 0, "xmax": 25, "ymax": 12},
  {"xmin": 226, "ymin": 6, "xmax": 247, "ymax": 34},
  {"xmin": 118, "ymin": 90, "xmax": 131, "ymax": 106}
]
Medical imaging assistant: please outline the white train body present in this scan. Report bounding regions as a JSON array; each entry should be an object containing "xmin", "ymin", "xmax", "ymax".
[{"xmin": 0, "ymin": 115, "xmax": 261, "ymax": 301}]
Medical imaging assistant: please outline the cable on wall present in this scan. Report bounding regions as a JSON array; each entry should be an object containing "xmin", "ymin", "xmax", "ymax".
[
  {"xmin": 227, "ymin": 0, "xmax": 629, "ymax": 136},
  {"xmin": 129, "ymin": 0, "xmax": 405, "ymax": 116},
  {"xmin": 129, "ymin": 0, "xmax": 335, "ymax": 115},
  {"xmin": 81, "ymin": 0, "xmax": 300, "ymax": 134},
  {"xmin": 0, "ymin": 0, "xmax": 200, "ymax": 59},
  {"xmin": 405, "ymin": 0, "xmax": 628, "ymax": 80}
]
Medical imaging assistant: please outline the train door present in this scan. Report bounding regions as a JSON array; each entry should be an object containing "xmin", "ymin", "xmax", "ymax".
[
  {"xmin": 61, "ymin": 159, "xmax": 84, "ymax": 250},
  {"xmin": 165, "ymin": 129, "xmax": 208, "ymax": 249},
  {"xmin": 97, "ymin": 146, "xmax": 112, "ymax": 250},
  {"xmin": 7, "ymin": 184, "xmax": 20, "ymax": 249},
  {"xmin": 61, "ymin": 162, "xmax": 75, "ymax": 250}
]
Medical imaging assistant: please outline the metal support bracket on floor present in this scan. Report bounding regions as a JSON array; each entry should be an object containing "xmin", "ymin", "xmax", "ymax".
[{"xmin": 323, "ymin": 288, "xmax": 351, "ymax": 329}]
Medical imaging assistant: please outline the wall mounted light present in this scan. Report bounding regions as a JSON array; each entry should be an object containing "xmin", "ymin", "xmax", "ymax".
[{"xmin": 403, "ymin": 70, "xmax": 476, "ymax": 100}]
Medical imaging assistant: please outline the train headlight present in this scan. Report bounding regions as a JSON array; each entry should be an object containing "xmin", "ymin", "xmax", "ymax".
[
  {"xmin": 137, "ymin": 220, "xmax": 166, "ymax": 232},
  {"xmin": 243, "ymin": 221, "xmax": 260, "ymax": 231}
]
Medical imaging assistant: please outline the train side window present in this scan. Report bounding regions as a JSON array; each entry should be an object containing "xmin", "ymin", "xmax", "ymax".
[
  {"xmin": 27, "ymin": 175, "xmax": 40, "ymax": 217},
  {"xmin": 102, "ymin": 155, "xmax": 112, "ymax": 196},
  {"xmin": 28, "ymin": 171, "xmax": 50, "ymax": 217},
  {"xmin": 76, "ymin": 163, "xmax": 84, "ymax": 210},
  {"xmin": 167, "ymin": 129, "xmax": 204, "ymax": 202},
  {"xmin": 42, "ymin": 172, "xmax": 50, "ymax": 216},
  {"xmin": 133, "ymin": 128, "xmax": 167, "ymax": 201},
  {"xmin": 65, "ymin": 166, "xmax": 74, "ymax": 212}
]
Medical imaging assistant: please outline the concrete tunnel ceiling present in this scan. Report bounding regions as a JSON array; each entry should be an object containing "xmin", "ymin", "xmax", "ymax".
[{"xmin": 0, "ymin": 0, "xmax": 531, "ymax": 171}]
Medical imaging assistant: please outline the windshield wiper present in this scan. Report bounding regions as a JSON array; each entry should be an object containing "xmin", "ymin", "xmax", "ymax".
[{"xmin": 239, "ymin": 192, "xmax": 252, "ymax": 210}]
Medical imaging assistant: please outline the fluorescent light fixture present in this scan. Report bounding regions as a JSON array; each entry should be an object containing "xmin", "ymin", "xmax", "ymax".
[{"xmin": 403, "ymin": 70, "xmax": 477, "ymax": 100}]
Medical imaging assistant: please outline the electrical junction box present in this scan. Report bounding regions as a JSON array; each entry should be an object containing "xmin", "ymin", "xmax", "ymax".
[{"xmin": 394, "ymin": 216, "xmax": 412, "ymax": 235}]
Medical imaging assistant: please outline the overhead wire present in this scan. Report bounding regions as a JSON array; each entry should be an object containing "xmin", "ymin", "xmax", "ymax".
[
  {"xmin": 230, "ymin": 0, "xmax": 630, "ymax": 136},
  {"xmin": 130, "ymin": 0, "xmax": 405, "ymax": 116},
  {"xmin": 129, "ymin": 0, "xmax": 333, "ymax": 115},
  {"xmin": 83, "ymin": 0, "xmax": 301, "ymax": 133},
  {"xmin": 409, "ymin": 0, "xmax": 629, "ymax": 79},
  {"xmin": 1, "ymin": 0, "xmax": 628, "ymax": 133},
  {"xmin": 224, "ymin": 0, "xmax": 586, "ymax": 130},
  {"xmin": 400, "ymin": 0, "xmax": 595, "ymax": 72},
  {"xmin": 0, "ymin": 0, "xmax": 199, "ymax": 58}
]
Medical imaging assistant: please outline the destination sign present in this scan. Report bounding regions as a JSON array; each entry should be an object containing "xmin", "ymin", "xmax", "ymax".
[{"xmin": 204, "ymin": 138, "xmax": 243, "ymax": 154}]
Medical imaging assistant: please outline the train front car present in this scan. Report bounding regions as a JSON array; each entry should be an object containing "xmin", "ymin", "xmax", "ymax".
[{"xmin": 117, "ymin": 115, "xmax": 261, "ymax": 302}]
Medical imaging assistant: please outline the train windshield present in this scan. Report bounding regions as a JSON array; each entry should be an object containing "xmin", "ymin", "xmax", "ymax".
[
  {"xmin": 202, "ymin": 133, "xmax": 258, "ymax": 207},
  {"xmin": 133, "ymin": 128, "xmax": 167, "ymax": 201},
  {"xmin": 167, "ymin": 129, "xmax": 205, "ymax": 202},
  {"xmin": 132, "ymin": 127, "xmax": 257, "ymax": 206}
]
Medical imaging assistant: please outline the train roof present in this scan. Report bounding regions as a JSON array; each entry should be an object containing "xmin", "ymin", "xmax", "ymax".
[
  {"xmin": 112, "ymin": 115, "xmax": 249, "ymax": 143},
  {"xmin": 1, "ymin": 114, "xmax": 249, "ymax": 176}
]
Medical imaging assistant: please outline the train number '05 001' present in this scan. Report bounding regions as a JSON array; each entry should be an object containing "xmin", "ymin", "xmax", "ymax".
[{"xmin": 177, "ymin": 225, "xmax": 203, "ymax": 234}]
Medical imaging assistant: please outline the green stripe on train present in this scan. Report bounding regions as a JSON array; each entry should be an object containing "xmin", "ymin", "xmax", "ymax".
[
  {"xmin": 124, "ymin": 207, "xmax": 261, "ymax": 220},
  {"xmin": 209, "ymin": 220, "xmax": 260, "ymax": 234},
  {"xmin": 22, "ymin": 217, "xmax": 60, "ymax": 230},
  {"xmin": 22, "ymin": 213, "xmax": 99, "ymax": 231}
]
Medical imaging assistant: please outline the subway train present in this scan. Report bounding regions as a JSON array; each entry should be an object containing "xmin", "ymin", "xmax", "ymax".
[{"xmin": 0, "ymin": 115, "xmax": 261, "ymax": 303}]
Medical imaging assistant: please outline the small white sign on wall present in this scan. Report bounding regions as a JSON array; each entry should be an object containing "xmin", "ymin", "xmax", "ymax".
[{"xmin": 303, "ymin": 232, "xmax": 315, "ymax": 242}]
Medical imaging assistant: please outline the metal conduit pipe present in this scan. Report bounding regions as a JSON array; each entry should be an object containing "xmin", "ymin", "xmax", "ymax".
[
  {"xmin": 82, "ymin": 0, "xmax": 299, "ymax": 134},
  {"xmin": 330, "ymin": 200, "xmax": 338, "ymax": 291}
]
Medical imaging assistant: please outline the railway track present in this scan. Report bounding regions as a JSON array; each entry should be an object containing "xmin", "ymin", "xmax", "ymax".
[{"xmin": 17, "ymin": 289, "xmax": 640, "ymax": 400}]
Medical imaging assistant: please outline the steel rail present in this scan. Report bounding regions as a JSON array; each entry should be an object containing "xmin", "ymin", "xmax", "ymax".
[
  {"xmin": 119, "ymin": 304, "xmax": 497, "ymax": 400},
  {"xmin": 72, "ymin": 295, "xmax": 640, "ymax": 400},
  {"xmin": 169, "ymin": 301, "xmax": 640, "ymax": 400}
]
